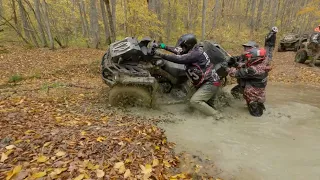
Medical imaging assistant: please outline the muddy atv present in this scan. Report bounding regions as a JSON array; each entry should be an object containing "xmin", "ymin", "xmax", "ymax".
[
  {"xmin": 295, "ymin": 34, "xmax": 320, "ymax": 64},
  {"xmin": 278, "ymin": 33, "xmax": 300, "ymax": 52},
  {"xmin": 295, "ymin": 33, "xmax": 309, "ymax": 51},
  {"xmin": 101, "ymin": 37, "xmax": 231, "ymax": 107}
]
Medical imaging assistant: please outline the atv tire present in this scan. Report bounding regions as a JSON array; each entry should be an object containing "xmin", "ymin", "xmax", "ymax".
[
  {"xmin": 295, "ymin": 49, "xmax": 308, "ymax": 63},
  {"xmin": 108, "ymin": 85, "xmax": 152, "ymax": 107},
  {"xmin": 278, "ymin": 45, "xmax": 285, "ymax": 52}
]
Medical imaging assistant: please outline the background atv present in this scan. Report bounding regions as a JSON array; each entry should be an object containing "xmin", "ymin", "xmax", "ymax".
[
  {"xmin": 295, "ymin": 34, "xmax": 320, "ymax": 64},
  {"xmin": 278, "ymin": 33, "xmax": 300, "ymax": 52},
  {"xmin": 101, "ymin": 37, "xmax": 231, "ymax": 107},
  {"xmin": 295, "ymin": 33, "xmax": 309, "ymax": 51}
]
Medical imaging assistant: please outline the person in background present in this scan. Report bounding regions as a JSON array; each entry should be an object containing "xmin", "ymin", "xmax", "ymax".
[{"xmin": 265, "ymin": 26, "xmax": 278, "ymax": 63}]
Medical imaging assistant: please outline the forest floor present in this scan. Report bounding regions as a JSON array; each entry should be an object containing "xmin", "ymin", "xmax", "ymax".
[{"xmin": 0, "ymin": 44, "xmax": 320, "ymax": 180}]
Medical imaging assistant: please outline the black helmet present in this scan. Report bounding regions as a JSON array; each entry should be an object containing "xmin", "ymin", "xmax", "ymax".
[{"xmin": 176, "ymin": 34, "xmax": 197, "ymax": 54}]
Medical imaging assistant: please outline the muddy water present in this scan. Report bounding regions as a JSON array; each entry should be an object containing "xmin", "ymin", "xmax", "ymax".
[{"xmin": 129, "ymin": 83, "xmax": 320, "ymax": 180}]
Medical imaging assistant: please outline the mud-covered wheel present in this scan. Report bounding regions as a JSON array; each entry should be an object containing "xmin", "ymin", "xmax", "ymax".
[
  {"xmin": 278, "ymin": 45, "xmax": 285, "ymax": 52},
  {"xmin": 101, "ymin": 50, "xmax": 110, "ymax": 69},
  {"xmin": 295, "ymin": 49, "xmax": 308, "ymax": 63},
  {"xmin": 108, "ymin": 85, "xmax": 152, "ymax": 107}
]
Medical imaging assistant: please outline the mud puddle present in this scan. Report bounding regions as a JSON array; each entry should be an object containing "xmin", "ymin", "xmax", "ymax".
[{"xmin": 127, "ymin": 83, "xmax": 320, "ymax": 180}]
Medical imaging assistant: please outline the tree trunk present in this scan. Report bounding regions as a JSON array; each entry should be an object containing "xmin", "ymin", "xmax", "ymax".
[
  {"xmin": 104, "ymin": 0, "xmax": 115, "ymax": 42},
  {"xmin": 123, "ymin": 0, "xmax": 127, "ymax": 35},
  {"xmin": 166, "ymin": 0, "xmax": 171, "ymax": 42},
  {"xmin": 245, "ymin": 0, "xmax": 251, "ymax": 20},
  {"xmin": 89, "ymin": 0, "xmax": 99, "ymax": 48},
  {"xmin": 0, "ymin": 0, "xmax": 3, "ymax": 22},
  {"xmin": 201, "ymin": 0, "xmax": 206, "ymax": 41},
  {"xmin": 42, "ymin": 0, "xmax": 54, "ymax": 49},
  {"xmin": 111, "ymin": 0, "xmax": 116, "ymax": 35},
  {"xmin": 17, "ymin": 0, "xmax": 31, "ymax": 40},
  {"xmin": 34, "ymin": 0, "xmax": 47, "ymax": 47},
  {"xmin": 255, "ymin": 0, "xmax": 264, "ymax": 31},
  {"xmin": 79, "ymin": 0, "xmax": 89, "ymax": 37},
  {"xmin": 148, "ymin": 0, "xmax": 156, "ymax": 11},
  {"xmin": 213, "ymin": 0, "xmax": 220, "ymax": 29},
  {"xmin": 250, "ymin": 0, "xmax": 256, "ymax": 34},
  {"xmin": 271, "ymin": 0, "xmax": 278, "ymax": 26},
  {"xmin": 78, "ymin": 0, "xmax": 86, "ymax": 36},
  {"xmin": 100, "ymin": 0, "xmax": 111, "ymax": 44}
]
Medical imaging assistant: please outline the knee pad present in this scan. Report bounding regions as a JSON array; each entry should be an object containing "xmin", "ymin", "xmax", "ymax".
[{"xmin": 248, "ymin": 102, "xmax": 265, "ymax": 117}]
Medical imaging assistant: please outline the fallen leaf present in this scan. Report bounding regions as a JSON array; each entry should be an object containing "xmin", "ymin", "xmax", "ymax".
[
  {"xmin": 6, "ymin": 165, "xmax": 22, "ymax": 180},
  {"xmin": 73, "ymin": 174, "xmax": 85, "ymax": 180},
  {"xmin": 140, "ymin": 164, "xmax": 152, "ymax": 174},
  {"xmin": 37, "ymin": 155, "xmax": 48, "ymax": 163},
  {"xmin": 101, "ymin": 116, "xmax": 109, "ymax": 122},
  {"xmin": 79, "ymin": 94, "xmax": 85, "ymax": 97},
  {"xmin": 124, "ymin": 169, "xmax": 131, "ymax": 179},
  {"xmin": 96, "ymin": 136, "xmax": 106, "ymax": 142},
  {"xmin": 163, "ymin": 160, "xmax": 171, "ymax": 168},
  {"xmin": 114, "ymin": 161, "xmax": 126, "ymax": 174},
  {"xmin": 171, "ymin": 173, "xmax": 186, "ymax": 179},
  {"xmin": 118, "ymin": 141, "xmax": 124, "ymax": 146},
  {"xmin": 5, "ymin": 150, "xmax": 14, "ymax": 156},
  {"xmin": 125, "ymin": 158, "xmax": 132, "ymax": 163},
  {"xmin": 5, "ymin": 145, "xmax": 16, "ymax": 150},
  {"xmin": 14, "ymin": 140, "xmax": 23, "ymax": 144},
  {"xmin": 31, "ymin": 171, "xmax": 46, "ymax": 179},
  {"xmin": 152, "ymin": 159, "xmax": 159, "ymax": 167},
  {"xmin": 54, "ymin": 167, "xmax": 67, "ymax": 175},
  {"xmin": 195, "ymin": 164, "xmax": 202, "ymax": 173},
  {"xmin": 15, "ymin": 170, "xmax": 28, "ymax": 180},
  {"xmin": 1, "ymin": 153, "xmax": 8, "ymax": 162},
  {"xmin": 119, "ymin": 165, "xmax": 126, "ymax": 174},
  {"xmin": 113, "ymin": 161, "xmax": 124, "ymax": 169},
  {"xmin": 155, "ymin": 146, "xmax": 160, "ymax": 150},
  {"xmin": 25, "ymin": 130, "xmax": 35, "ymax": 134},
  {"xmin": 43, "ymin": 142, "xmax": 51, "ymax": 147},
  {"xmin": 55, "ymin": 151, "xmax": 66, "ymax": 157},
  {"xmin": 96, "ymin": 169, "xmax": 105, "ymax": 178},
  {"xmin": 55, "ymin": 117, "xmax": 62, "ymax": 122},
  {"xmin": 81, "ymin": 131, "xmax": 86, "ymax": 136},
  {"xmin": 87, "ymin": 162, "xmax": 99, "ymax": 170}
]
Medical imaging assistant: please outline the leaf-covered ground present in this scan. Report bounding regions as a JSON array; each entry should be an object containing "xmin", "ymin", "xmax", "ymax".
[
  {"xmin": 0, "ymin": 45, "xmax": 319, "ymax": 180},
  {"xmin": 0, "ymin": 45, "xmax": 218, "ymax": 180}
]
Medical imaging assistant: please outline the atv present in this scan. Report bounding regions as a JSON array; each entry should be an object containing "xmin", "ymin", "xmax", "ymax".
[
  {"xmin": 101, "ymin": 37, "xmax": 231, "ymax": 107},
  {"xmin": 278, "ymin": 33, "xmax": 300, "ymax": 52},
  {"xmin": 295, "ymin": 34, "xmax": 320, "ymax": 64},
  {"xmin": 295, "ymin": 33, "xmax": 309, "ymax": 51}
]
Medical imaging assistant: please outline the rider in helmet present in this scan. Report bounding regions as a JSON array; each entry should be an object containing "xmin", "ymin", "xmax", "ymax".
[
  {"xmin": 227, "ymin": 48, "xmax": 271, "ymax": 117},
  {"xmin": 152, "ymin": 34, "xmax": 221, "ymax": 117},
  {"xmin": 227, "ymin": 41, "xmax": 259, "ymax": 99},
  {"xmin": 265, "ymin": 26, "xmax": 278, "ymax": 63}
]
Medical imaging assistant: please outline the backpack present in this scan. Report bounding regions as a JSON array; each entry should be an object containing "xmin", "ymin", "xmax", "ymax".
[{"xmin": 199, "ymin": 41, "xmax": 231, "ymax": 79}]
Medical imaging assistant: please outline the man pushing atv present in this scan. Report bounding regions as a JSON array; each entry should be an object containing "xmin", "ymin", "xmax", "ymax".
[{"xmin": 151, "ymin": 34, "xmax": 221, "ymax": 116}]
